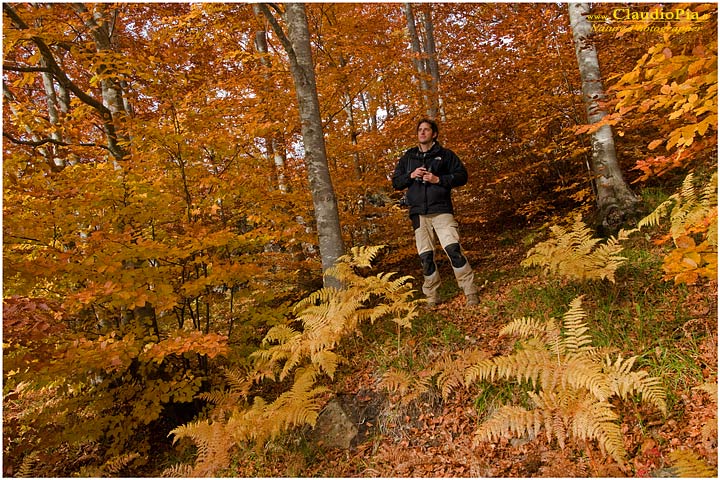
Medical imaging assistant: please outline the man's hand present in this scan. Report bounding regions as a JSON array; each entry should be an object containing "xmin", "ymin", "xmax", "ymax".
[
  {"xmin": 411, "ymin": 167, "xmax": 428, "ymax": 180},
  {"xmin": 422, "ymin": 172, "xmax": 439, "ymax": 184}
]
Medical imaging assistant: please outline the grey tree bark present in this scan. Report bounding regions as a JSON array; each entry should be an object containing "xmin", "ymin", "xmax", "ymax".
[
  {"xmin": 419, "ymin": 5, "xmax": 444, "ymax": 121},
  {"xmin": 568, "ymin": 3, "xmax": 639, "ymax": 234},
  {"xmin": 3, "ymin": 3, "xmax": 127, "ymax": 161},
  {"xmin": 260, "ymin": 3, "xmax": 345, "ymax": 287},
  {"xmin": 253, "ymin": 4, "xmax": 289, "ymax": 193},
  {"xmin": 404, "ymin": 3, "xmax": 435, "ymax": 118}
]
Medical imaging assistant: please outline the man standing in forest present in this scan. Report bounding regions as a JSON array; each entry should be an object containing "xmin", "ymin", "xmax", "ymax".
[{"xmin": 392, "ymin": 119, "xmax": 478, "ymax": 307}]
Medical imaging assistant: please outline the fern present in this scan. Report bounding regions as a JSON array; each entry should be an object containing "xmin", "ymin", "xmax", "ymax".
[
  {"xmin": 168, "ymin": 245, "xmax": 420, "ymax": 476},
  {"xmin": 639, "ymin": 172, "xmax": 718, "ymax": 284},
  {"xmin": 522, "ymin": 214, "xmax": 633, "ymax": 282},
  {"xmin": 466, "ymin": 296, "xmax": 667, "ymax": 465},
  {"xmin": 669, "ymin": 449, "xmax": 718, "ymax": 477},
  {"xmin": 16, "ymin": 451, "xmax": 39, "ymax": 478}
]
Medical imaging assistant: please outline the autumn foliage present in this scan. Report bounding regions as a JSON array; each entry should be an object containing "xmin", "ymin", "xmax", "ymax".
[{"xmin": 3, "ymin": 2, "xmax": 717, "ymax": 477}]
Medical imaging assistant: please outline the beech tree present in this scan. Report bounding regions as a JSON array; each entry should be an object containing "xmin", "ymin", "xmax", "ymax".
[
  {"xmin": 568, "ymin": 2, "xmax": 640, "ymax": 233},
  {"xmin": 259, "ymin": 3, "xmax": 345, "ymax": 286}
]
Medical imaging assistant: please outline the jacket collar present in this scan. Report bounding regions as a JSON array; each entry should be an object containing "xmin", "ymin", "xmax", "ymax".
[{"xmin": 416, "ymin": 142, "xmax": 441, "ymax": 155}]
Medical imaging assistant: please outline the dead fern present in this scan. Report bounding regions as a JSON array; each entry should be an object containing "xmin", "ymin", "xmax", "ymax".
[
  {"xmin": 522, "ymin": 213, "xmax": 633, "ymax": 282},
  {"xmin": 466, "ymin": 296, "xmax": 667, "ymax": 465},
  {"xmin": 669, "ymin": 449, "xmax": 718, "ymax": 477},
  {"xmin": 167, "ymin": 245, "xmax": 420, "ymax": 476},
  {"xmin": 639, "ymin": 171, "xmax": 717, "ymax": 284},
  {"xmin": 256, "ymin": 245, "xmax": 419, "ymax": 380},
  {"xmin": 380, "ymin": 348, "xmax": 491, "ymax": 405},
  {"xmin": 77, "ymin": 452, "xmax": 141, "ymax": 477}
]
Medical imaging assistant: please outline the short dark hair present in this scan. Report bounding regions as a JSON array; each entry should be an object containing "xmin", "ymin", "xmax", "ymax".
[{"xmin": 416, "ymin": 118, "xmax": 439, "ymax": 139}]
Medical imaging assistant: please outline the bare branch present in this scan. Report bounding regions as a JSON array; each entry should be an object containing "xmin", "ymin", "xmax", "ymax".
[{"xmin": 3, "ymin": 63, "xmax": 52, "ymax": 73}]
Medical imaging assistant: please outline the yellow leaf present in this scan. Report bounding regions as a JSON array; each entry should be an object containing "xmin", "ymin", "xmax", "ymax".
[
  {"xmin": 682, "ymin": 254, "xmax": 699, "ymax": 268},
  {"xmin": 648, "ymin": 139, "xmax": 663, "ymax": 150},
  {"xmin": 675, "ymin": 235, "xmax": 696, "ymax": 249}
]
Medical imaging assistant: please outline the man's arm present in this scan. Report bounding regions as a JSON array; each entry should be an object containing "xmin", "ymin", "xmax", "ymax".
[
  {"xmin": 392, "ymin": 154, "xmax": 412, "ymax": 190},
  {"xmin": 438, "ymin": 149, "xmax": 468, "ymax": 188}
]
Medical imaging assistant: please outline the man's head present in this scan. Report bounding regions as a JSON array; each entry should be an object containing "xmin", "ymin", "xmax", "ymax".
[{"xmin": 416, "ymin": 118, "xmax": 438, "ymax": 147}]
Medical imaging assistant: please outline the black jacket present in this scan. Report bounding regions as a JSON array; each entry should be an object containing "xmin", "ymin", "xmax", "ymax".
[{"xmin": 392, "ymin": 142, "xmax": 468, "ymax": 218}]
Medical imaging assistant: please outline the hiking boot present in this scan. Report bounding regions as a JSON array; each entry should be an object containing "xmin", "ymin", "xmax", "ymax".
[
  {"xmin": 466, "ymin": 293, "xmax": 479, "ymax": 306},
  {"xmin": 426, "ymin": 297, "xmax": 439, "ymax": 308}
]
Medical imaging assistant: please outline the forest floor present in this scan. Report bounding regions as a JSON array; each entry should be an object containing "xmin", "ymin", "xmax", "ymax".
[{"xmin": 225, "ymin": 196, "xmax": 718, "ymax": 478}]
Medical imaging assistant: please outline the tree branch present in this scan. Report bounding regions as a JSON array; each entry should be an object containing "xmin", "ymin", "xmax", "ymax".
[
  {"xmin": 4, "ymin": 3, "xmax": 126, "ymax": 160},
  {"xmin": 3, "ymin": 63, "xmax": 52, "ymax": 73},
  {"xmin": 3, "ymin": 131, "xmax": 108, "ymax": 151},
  {"xmin": 257, "ymin": 3, "xmax": 297, "ymax": 66}
]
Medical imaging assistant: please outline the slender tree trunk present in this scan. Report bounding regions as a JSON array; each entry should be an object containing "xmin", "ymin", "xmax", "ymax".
[
  {"xmin": 253, "ymin": 4, "xmax": 289, "ymax": 193},
  {"xmin": 568, "ymin": 2, "xmax": 639, "ymax": 234},
  {"xmin": 404, "ymin": 3, "xmax": 435, "ymax": 118},
  {"xmin": 260, "ymin": 3, "xmax": 345, "ymax": 287},
  {"xmin": 420, "ymin": 5, "xmax": 444, "ymax": 121}
]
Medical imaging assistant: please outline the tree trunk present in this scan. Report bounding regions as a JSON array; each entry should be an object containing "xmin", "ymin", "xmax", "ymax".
[
  {"xmin": 260, "ymin": 3, "xmax": 345, "ymax": 287},
  {"xmin": 253, "ymin": 4, "xmax": 289, "ymax": 193},
  {"xmin": 420, "ymin": 5, "xmax": 444, "ymax": 121},
  {"xmin": 568, "ymin": 3, "xmax": 639, "ymax": 234},
  {"xmin": 404, "ymin": 3, "xmax": 435, "ymax": 118}
]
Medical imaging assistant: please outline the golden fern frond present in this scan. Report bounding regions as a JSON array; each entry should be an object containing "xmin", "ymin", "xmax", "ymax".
[
  {"xmin": 294, "ymin": 287, "xmax": 340, "ymax": 310},
  {"xmin": 432, "ymin": 348, "xmax": 490, "ymax": 400},
  {"xmin": 198, "ymin": 390, "xmax": 234, "ymax": 407},
  {"xmin": 561, "ymin": 296, "xmax": 593, "ymax": 353},
  {"xmin": 669, "ymin": 449, "xmax": 718, "ymax": 477},
  {"xmin": 572, "ymin": 399, "xmax": 626, "ymax": 463},
  {"xmin": 638, "ymin": 197, "xmax": 674, "ymax": 229},
  {"xmin": 562, "ymin": 356, "xmax": 612, "ymax": 401},
  {"xmin": 168, "ymin": 246, "xmax": 419, "ymax": 476},
  {"xmin": 380, "ymin": 367, "xmax": 415, "ymax": 396},
  {"xmin": 169, "ymin": 417, "xmax": 231, "ymax": 477},
  {"xmin": 528, "ymin": 390, "xmax": 573, "ymax": 446},
  {"xmin": 332, "ymin": 244, "xmax": 386, "ymax": 269},
  {"xmin": 500, "ymin": 316, "xmax": 551, "ymax": 340},
  {"xmin": 464, "ymin": 357, "xmax": 499, "ymax": 385},
  {"xmin": 265, "ymin": 366, "xmax": 328, "ymax": 437},
  {"xmin": 262, "ymin": 324, "xmax": 301, "ymax": 346},
  {"xmin": 474, "ymin": 405, "xmax": 544, "ymax": 444},
  {"xmin": 16, "ymin": 451, "xmax": 39, "ymax": 478},
  {"xmin": 162, "ymin": 463, "xmax": 194, "ymax": 478},
  {"xmin": 640, "ymin": 172, "xmax": 718, "ymax": 244},
  {"xmin": 522, "ymin": 214, "xmax": 629, "ymax": 282},
  {"xmin": 491, "ymin": 347, "xmax": 553, "ymax": 389},
  {"xmin": 603, "ymin": 354, "xmax": 667, "ymax": 415},
  {"xmin": 101, "ymin": 452, "xmax": 140, "ymax": 475},
  {"xmin": 222, "ymin": 366, "xmax": 252, "ymax": 396},
  {"xmin": 310, "ymin": 350, "xmax": 343, "ymax": 378}
]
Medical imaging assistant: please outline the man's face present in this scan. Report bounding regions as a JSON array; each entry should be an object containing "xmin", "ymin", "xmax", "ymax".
[{"xmin": 417, "ymin": 122, "xmax": 435, "ymax": 145}]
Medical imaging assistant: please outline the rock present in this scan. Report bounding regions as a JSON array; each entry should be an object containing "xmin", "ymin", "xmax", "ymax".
[
  {"xmin": 311, "ymin": 398, "xmax": 358, "ymax": 449},
  {"xmin": 310, "ymin": 390, "xmax": 386, "ymax": 449}
]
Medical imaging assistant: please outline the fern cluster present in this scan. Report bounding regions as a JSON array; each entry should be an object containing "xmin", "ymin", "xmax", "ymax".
[
  {"xmin": 639, "ymin": 172, "xmax": 717, "ymax": 284},
  {"xmin": 522, "ymin": 214, "xmax": 633, "ymax": 282},
  {"xmin": 462, "ymin": 297, "xmax": 666, "ymax": 464},
  {"xmin": 381, "ymin": 348, "xmax": 490, "ymax": 405},
  {"xmin": 167, "ymin": 246, "xmax": 420, "ymax": 476}
]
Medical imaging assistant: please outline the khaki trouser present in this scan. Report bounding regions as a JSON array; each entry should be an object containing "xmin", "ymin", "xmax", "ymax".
[{"xmin": 414, "ymin": 213, "xmax": 477, "ymax": 301}]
